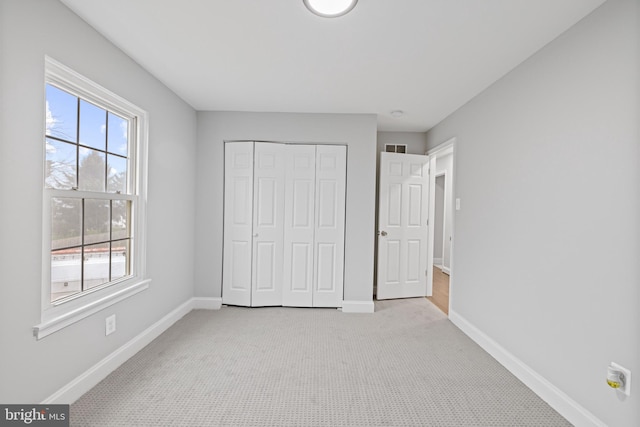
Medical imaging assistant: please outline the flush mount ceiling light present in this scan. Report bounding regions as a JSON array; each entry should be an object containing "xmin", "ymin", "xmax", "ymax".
[
  {"xmin": 390, "ymin": 110, "xmax": 404, "ymax": 118},
  {"xmin": 303, "ymin": 0, "xmax": 358, "ymax": 18}
]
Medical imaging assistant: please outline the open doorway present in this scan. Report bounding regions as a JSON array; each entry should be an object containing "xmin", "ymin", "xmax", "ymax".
[
  {"xmin": 434, "ymin": 174, "xmax": 446, "ymax": 269},
  {"xmin": 426, "ymin": 139, "xmax": 454, "ymax": 315},
  {"xmin": 428, "ymin": 174, "xmax": 450, "ymax": 314}
]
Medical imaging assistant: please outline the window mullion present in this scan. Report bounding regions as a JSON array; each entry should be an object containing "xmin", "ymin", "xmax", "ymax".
[
  {"xmin": 104, "ymin": 111, "xmax": 109, "ymax": 193},
  {"xmin": 81, "ymin": 198, "xmax": 85, "ymax": 292},
  {"xmin": 76, "ymin": 97, "xmax": 80, "ymax": 190},
  {"xmin": 46, "ymin": 188, "xmax": 134, "ymax": 201},
  {"xmin": 109, "ymin": 200, "xmax": 113, "ymax": 282}
]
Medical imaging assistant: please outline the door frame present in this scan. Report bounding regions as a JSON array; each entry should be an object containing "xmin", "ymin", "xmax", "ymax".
[{"xmin": 426, "ymin": 137, "xmax": 456, "ymax": 315}]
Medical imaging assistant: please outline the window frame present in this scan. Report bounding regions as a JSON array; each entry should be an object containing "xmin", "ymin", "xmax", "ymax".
[{"xmin": 34, "ymin": 57, "xmax": 150, "ymax": 340}]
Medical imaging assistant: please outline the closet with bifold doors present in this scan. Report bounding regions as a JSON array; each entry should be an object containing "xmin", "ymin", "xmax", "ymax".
[{"xmin": 222, "ymin": 141, "xmax": 346, "ymax": 308}]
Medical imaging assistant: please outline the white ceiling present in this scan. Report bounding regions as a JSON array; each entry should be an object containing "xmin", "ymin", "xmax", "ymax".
[{"xmin": 60, "ymin": 0, "xmax": 606, "ymax": 132}]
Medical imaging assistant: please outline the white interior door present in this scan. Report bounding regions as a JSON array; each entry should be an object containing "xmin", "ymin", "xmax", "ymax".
[
  {"xmin": 222, "ymin": 142, "xmax": 254, "ymax": 306},
  {"xmin": 282, "ymin": 145, "xmax": 316, "ymax": 307},
  {"xmin": 377, "ymin": 152, "xmax": 430, "ymax": 300},
  {"xmin": 313, "ymin": 145, "xmax": 346, "ymax": 307},
  {"xmin": 252, "ymin": 142, "xmax": 285, "ymax": 306}
]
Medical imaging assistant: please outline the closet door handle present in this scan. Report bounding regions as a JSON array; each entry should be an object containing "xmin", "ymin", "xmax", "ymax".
[
  {"xmin": 253, "ymin": 233, "xmax": 259, "ymax": 237},
  {"xmin": 379, "ymin": 230, "xmax": 387, "ymax": 237}
]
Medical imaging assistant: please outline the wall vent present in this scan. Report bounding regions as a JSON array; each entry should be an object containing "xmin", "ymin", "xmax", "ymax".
[{"xmin": 384, "ymin": 144, "xmax": 407, "ymax": 153}]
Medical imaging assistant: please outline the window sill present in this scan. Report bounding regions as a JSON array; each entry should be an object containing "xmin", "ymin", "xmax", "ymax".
[{"xmin": 33, "ymin": 279, "xmax": 151, "ymax": 340}]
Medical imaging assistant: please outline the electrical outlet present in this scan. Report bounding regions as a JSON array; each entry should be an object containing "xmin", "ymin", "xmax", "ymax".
[
  {"xmin": 105, "ymin": 314, "xmax": 116, "ymax": 336},
  {"xmin": 608, "ymin": 362, "xmax": 631, "ymax": 396}
]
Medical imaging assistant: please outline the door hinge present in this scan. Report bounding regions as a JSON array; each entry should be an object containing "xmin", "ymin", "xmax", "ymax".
[{"xmin": 425, "ymin": 269, "xmax": 428, "ymax": 277}]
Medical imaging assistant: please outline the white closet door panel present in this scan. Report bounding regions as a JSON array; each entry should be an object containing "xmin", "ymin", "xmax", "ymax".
[
  {"xmin": 316, "ymin": 243, "xmax": 336, "ymax": 291},
  {"xmin": 313, "ymin": 145, "xmax": 346, "ymax": 308},
  {"xmin": 255, "ymin": 242, "xmax": 275, "ymax": 289},
  {"xmin": 290, "ymin": 243, "xmax": 312, "ymax": 290},
  {"xmin": 222, "ymin": 142, "xmax": 254, "ymax": 306},
  {"xmin": 282, "ymin": 145, "xmax": 315, "ymax": 307},
  {"xmin": 318, "ymin": 181, "xmax": 338, "ymax": 227},
  {"xmin": 293, "ymin": 181, "xmax": 313, "ymax": 227},
  {"xmin": 256, "ymin": 178, "xmax": 277, "ymax": 226},
  {"xmin": 252, "ymin": 142, "xmax": 285, "ymax": 306}
]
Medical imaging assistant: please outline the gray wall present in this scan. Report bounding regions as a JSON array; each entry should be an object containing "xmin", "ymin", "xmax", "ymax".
[
  {"xmin": 425, "ymin": 0, "xmax": 639, "ymax": 425},
  {"xmin": 0, "ymin": 0, "xmax": 197, "ymax": 402},
  {"xmin": 195, "ymin": 112, "xmax": 377, "ymax": 303}
]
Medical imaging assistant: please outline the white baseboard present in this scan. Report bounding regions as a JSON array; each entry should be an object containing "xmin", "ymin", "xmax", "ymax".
[
  {"xmin": 341, "ymin": 300, "xmax": 375, "ymax": 313},
  {"xmin": 441, "ymin": 266, "xmax": 450, "ymax": 275},
  {"xmin": 42, "ymin": 297, "xmax": 207, "ymax": 404},
  {"xmin": 192, "ymin": 297, "xmax": 222, "ymax": 310},
  {"xmin": 449, "ymin": 310, "xmax": 607, "ymax": 427}
]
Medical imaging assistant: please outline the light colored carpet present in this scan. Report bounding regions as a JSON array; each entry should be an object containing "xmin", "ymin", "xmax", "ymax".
[{"xmin": 71, "ymin": 298, "xmax": 571, "ymax": 426}]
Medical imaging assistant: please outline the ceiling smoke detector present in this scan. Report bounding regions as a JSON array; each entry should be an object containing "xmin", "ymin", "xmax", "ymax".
[{"xmin": 303, "ymin": 0, "xmax": 358, "ymax": 18}]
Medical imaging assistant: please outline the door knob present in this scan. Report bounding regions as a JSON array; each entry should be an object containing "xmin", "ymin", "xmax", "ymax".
[
  {"xmin": 253, "ymin": 233, "xmax": 259, "ymax": 237},
  {"xmin": 379, "ymin": 230, "xmax": 387, "ymax": 237}
]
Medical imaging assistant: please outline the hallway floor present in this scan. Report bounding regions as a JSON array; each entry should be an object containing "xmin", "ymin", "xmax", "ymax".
[{"xmin": 427, "ymin": 266, "xmax": 450, "ymax": 315}]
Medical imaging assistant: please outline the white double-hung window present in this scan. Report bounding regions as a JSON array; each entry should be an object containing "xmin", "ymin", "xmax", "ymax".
[{"xmin": 35, "ymin": 57, "xmax": 149, "ymax": 339}]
